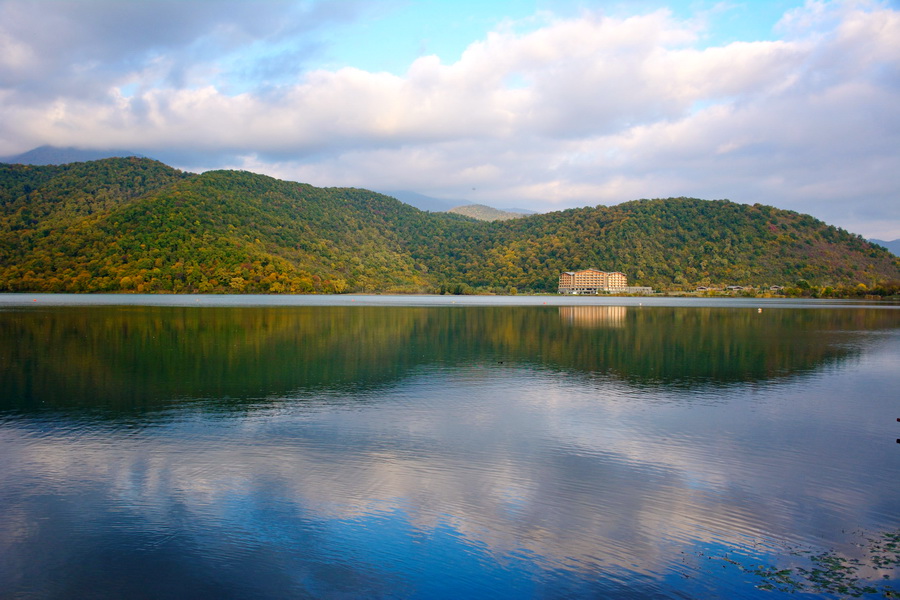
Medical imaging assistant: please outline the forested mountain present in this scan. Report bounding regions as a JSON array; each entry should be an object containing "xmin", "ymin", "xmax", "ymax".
[{"xmin": 1, "ymin": 158, "xmax": 897, "ymax": 294}]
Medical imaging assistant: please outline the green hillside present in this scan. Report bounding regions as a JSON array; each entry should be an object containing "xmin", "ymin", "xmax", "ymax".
[
  {"xmin": 1, "ymin": 158, "xmax": 897, "ymax": 294},
  {"xmin": 450, "ymin": 198, "xmax": 900, "ymax": 292}
]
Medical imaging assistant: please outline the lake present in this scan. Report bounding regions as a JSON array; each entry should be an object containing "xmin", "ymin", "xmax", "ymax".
[{"xmin": 1, "ymin": 294, "xmax": 898, "ymax": 599}]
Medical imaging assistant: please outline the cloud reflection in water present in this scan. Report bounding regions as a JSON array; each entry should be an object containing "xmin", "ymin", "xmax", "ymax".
[{"xmin": 0, "ymin": 304, "xmax": 898, "ymax": 598}]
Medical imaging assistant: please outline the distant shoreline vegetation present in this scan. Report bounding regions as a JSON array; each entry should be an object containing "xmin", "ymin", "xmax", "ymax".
[
  {"xmin": 1, "ymin": 158, "xmax": 898, "ymax": 295},
  {"xmin": 3, "ymin": 286, "xmax": 897, "ymax": 301}
]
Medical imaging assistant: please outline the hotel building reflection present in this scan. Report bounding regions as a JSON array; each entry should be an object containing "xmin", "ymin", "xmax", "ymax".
[{"xmin": 559, "ymin": 305, "xmax": 627, "ymax": 328}]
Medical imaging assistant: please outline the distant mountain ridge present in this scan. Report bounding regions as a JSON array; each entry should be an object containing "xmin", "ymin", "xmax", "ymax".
[
  {"xmin": 448, "ymin": 204, "xmax": 526, "ymax": 221},
  {"xmin": 0, "ymin": 157, "xmax": 897, "ymax": 294},
  {"xmin": 871, "ymin": 239, "xmax": 900, "ymax": 257},
  {"xmin": 1, "ymin": 145, "xmax": 145, "ymax": 165},
  {"xmin": 378, "ymin": 190, "xmax": 536, "ymax": 217},
  {"xmin": 377, "ymin": 190, "xmax": 467, "ymax": 212}
]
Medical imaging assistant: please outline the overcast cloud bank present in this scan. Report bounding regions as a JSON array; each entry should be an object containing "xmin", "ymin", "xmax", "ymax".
[{"xmin": 0, "ymin": 0, "xmax": 897, "ymax": 237}]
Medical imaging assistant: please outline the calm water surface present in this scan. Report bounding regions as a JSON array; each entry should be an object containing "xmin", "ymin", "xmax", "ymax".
[{"xmin": 1, "ymin": 295, "xmax": 898, "ymax": 599}]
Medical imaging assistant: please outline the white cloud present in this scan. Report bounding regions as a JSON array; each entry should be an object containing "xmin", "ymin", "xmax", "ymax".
[{"xmin": 0, "ymin": 0, "xmax": 898, "ymax": 236}]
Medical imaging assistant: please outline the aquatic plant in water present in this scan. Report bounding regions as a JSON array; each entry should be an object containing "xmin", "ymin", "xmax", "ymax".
[{"xmin": 742, "ymin": 530, "xmax": 899, "ymax": 597}]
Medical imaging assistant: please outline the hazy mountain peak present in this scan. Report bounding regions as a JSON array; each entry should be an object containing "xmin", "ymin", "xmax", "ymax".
[
  {"xmin": 447, "ymin": 204, "xmax": 527, "ymax": 221},
  {"xmin": 1, "ymin": 145, "xmax": 146, "ymax": 166},
  {"xmin": 870, "ymin": 239, "xmax": 900, "ymax": 257},
  {"xmin": 376, "ymin": 190, "xmax": 470, "ymax": 212}
]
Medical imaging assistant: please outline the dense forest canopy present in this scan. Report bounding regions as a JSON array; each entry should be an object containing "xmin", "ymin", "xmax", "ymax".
[{"xmin": 1, "ymin": 158, "xmax": 897, "ymax": 294}]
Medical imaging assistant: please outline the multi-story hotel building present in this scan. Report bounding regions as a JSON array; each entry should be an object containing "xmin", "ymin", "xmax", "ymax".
[{"xmin": 558, "ymin": 269, "xmax": 628, "ymax": 294}]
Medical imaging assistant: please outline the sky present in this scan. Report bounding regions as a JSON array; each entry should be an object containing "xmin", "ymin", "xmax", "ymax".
[{"xmin": 1, "ymin": 0, "xmax": 898, "ymax": 238}]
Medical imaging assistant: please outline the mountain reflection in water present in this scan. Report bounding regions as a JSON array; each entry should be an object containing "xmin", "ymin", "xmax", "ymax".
[
  {"xmin": 0, "ymin": 302, "xmax": 898, "ymax": 599},
  {"xmin": 1, "ymin": 305, "xmax": 892, "ymax": 413}
]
